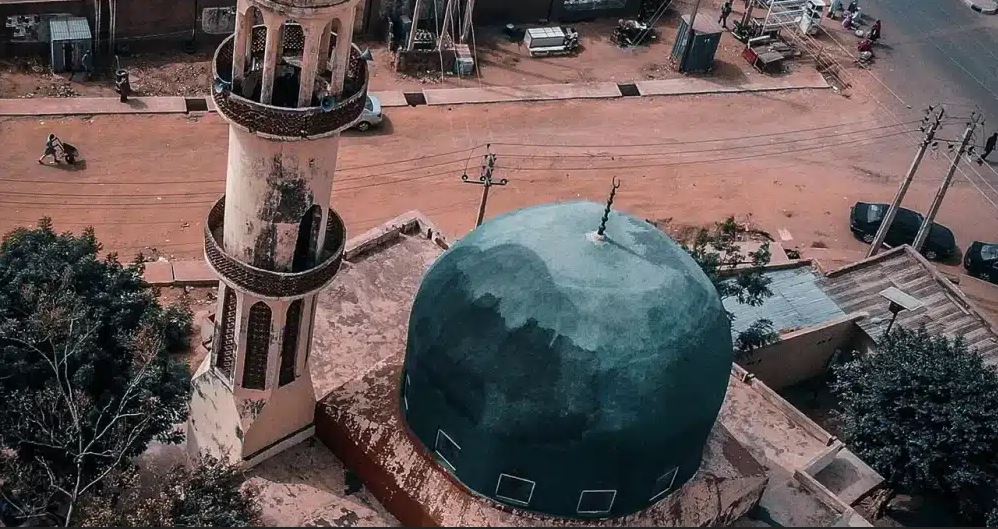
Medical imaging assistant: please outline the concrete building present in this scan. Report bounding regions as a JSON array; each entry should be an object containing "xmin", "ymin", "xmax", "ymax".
[
  {"xmin": 186, "ymin": 0, "xmax": 369, "ymax": 466},
  {"xmin": 164, "ymin": 206, "xmax": 891, "ymax": 525},
  {"xmin": 725, "ymin": 245, "xmax": 998, "ymax": 392}
]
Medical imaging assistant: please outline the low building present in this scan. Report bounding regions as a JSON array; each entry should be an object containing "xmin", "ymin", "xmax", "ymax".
[{"xmin": 726, "ymin": 245, "xmax": 998, "ymax": 391}]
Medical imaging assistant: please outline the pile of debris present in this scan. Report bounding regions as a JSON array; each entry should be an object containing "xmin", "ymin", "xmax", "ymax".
[{"xmin": 19, "ymin": 78, "xmax": 80, "ymax": 98}]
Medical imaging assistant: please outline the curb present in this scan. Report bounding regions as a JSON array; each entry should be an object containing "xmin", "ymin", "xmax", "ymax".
[
  {"xmin": 963, "ymin": 0, "xmax": 998, "ymax": 14},
  {"xmin": 0, "ymin": 77, "xmax": 831, "ymax": 117}
]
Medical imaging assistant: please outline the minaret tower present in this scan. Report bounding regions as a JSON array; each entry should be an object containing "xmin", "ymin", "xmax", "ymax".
[{"xmin": 187, "ymin": 0, "xmax": 366, "ymax": 466}]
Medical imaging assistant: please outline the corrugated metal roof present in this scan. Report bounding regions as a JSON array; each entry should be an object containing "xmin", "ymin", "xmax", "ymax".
[
  {"xmin": 820, "ymin": 246, "xmax": 998, "ymax": 363},
  {"xmin": 724, "ymin": 265, "xmax": 846, "ymax": 340},
  {"xmin": 49, "ymin": 17, "xmax": 91, "ymax": 43}
]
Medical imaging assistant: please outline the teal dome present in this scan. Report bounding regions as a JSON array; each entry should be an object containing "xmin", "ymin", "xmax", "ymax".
[{"xmin": 400, "ymin": 202, "xmax": 732, "ymax": 519}]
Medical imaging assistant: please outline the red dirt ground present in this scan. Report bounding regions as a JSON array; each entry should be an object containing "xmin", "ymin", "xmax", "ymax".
[{"xmin": 1, "ymin": 88, "xmax": 995, "ymax": 276}]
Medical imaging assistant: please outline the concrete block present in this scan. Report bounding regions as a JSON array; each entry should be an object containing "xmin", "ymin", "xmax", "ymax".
[
  {"xmin": 0, "ymin": 97, "xmax": 188, "ymax": 117},
  {"xmin": 369, "ymin": 90, "xmax": 409, "ymax": 107},
  {"xmin": 172, "ymin": 260, "xmax": 217, "ymax": 286},
  {"xmin": 143, "ymin": 261, "xmax": 175, "ymax": 286},
  {"xmin": 423, "ymin": 82, "xmax": 622, "ymax": 106}
]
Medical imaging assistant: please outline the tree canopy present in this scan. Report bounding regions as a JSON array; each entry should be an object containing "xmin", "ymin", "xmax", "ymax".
[
  {"xmin": 0, "ymin": 220, "xmax": 192, "ymax": 526},
  {"xmin": 832, "ymin": 326, "xmax": 998, "ymax": 523},
  {"xmin": 78, "ymin": 455, "xmax": 261, "ymax": 527},
  {"xmin": 677, "ymin": 217, "xmax": 779, "ymax": 351}
]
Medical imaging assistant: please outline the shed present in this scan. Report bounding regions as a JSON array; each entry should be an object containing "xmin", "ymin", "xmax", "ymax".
[
  {"xmin": 671, "ymin": 14, "xmax": 723, "ymax": 74},
  {"xmin": 49, "ymin": 17, "xmax": 91, "ymax": 73}
]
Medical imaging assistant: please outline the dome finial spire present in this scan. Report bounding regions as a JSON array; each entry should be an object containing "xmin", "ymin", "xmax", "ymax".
[{"xmin": 597, "ymin": 177, "xmax": 621, "ymax": 237}]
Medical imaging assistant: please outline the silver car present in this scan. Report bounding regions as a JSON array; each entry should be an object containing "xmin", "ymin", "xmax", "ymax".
[{"xmin": 353, "ymin": 95, "xmax": 383, "ymax": 132}]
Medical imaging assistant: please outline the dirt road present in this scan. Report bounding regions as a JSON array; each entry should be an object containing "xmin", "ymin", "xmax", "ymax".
[{"xmin": 2, "ymin": 88, "xmax": 996, "ymax": 278}]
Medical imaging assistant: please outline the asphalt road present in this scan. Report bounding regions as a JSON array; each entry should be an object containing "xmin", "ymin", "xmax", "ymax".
[
  {"xmin": 863, "ymin": 0, "xmax": 998, "ymax": 118},
  {"xmin": 860, "ymin": 0, "xmax": 998, "ymax": 204}
]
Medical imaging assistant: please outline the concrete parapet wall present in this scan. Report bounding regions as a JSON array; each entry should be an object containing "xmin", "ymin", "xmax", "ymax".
[{"xmin": 737, "ymin": 312, "xmax": 867, "ymax": 390}]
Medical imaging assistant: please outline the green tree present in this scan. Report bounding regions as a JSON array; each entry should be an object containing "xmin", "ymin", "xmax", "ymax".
[
  {"xmin": 678, "ymin": 217, "xmax": 779, "ymax": 350},
  {"xmin": 77, "ymin": 455, "xmax": 261, "ymax": 527},
  {"xmin": 0, "ymin": 220, "xmax": 191, "ymax": 526},
  {"xmin": 831, "ymin": 327, "xmax": 998, "ymax": 523}
]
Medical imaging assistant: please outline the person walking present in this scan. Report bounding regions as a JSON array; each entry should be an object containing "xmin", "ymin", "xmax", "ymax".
[
  {"xmin": 981, "ymin": 132, "xmax": 998, "ymax": 163},
  {"xmin": 718, "ymin": 0, "xmax": 733, "ymax": 29},
  {"xmin": 869, "ymin": 19, "xmax": 882, "ymax": 42},
  {"xmin": 38, "ymin": 134, "xmax": 62, "ymax": 165}
]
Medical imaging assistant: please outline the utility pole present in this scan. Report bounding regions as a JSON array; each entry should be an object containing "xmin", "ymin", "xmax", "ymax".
[
  {"xmin": 406, "ymin": 0, "xmax": 424, "ymax": 51},
  {"xmin": 912, "ymin": 112, "xmax": 981, "ymax": 253},
  {"xmin": 741, "ymin": 0, "xmax": 755, "ymax": 28},
  {"xmin": 462, "ymin": 145, "xmax": 507, "ymax": 227},
  {"xmin": 437, "ymin": 0, "xmax": 456, "ymax": 49},
  {"xmin": 867, "ymin": 106, "xmax": 945, "ymax": 257},
  {"xmin": 679, "ymin": 0, "xmax": 703, "ymax": 73},
  {"xmin": 459, "ymin": 0, "xmax": 475, "ymax": 43}
]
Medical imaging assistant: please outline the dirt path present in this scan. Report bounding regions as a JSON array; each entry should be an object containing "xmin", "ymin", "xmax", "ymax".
[{"xmin": 2, "ymin": 89, "xmax": 996, "ymax": 277}]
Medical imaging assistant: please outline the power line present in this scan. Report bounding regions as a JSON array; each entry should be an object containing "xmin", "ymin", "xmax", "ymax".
[
  {"xmin": 500, "ymin": 121, "xmax": 916, "ymax": 160},
  {"xmin": 490, "ymin": 118, "xmax": 921, "ymax": 149}
]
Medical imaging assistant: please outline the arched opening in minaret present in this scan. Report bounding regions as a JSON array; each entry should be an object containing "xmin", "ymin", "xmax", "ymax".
[
  {"xmin": 292, "ymin": 205, "xmax": 322, "ymax": 272},
  {"xmin": 235, "ymin": 6, "xmax": 265, "ymax": 97},
  {"xmin": 242, "ymin": 302, "xmax": 272, "ymax": 390},
  {"xmin": 214, "ymin": 285, "xmax": 238, "ymax": 381},
  {"xmin": 279, "ymin": 299, "xmax": 303, "ymax": 387}
]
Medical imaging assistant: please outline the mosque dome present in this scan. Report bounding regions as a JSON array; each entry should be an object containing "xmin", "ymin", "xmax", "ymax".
[{"xmin": 399, "ymin": 201, "xmax": 733, "ymax": 518}]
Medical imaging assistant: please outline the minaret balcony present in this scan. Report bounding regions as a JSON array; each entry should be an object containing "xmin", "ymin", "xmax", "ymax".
[
  {"xmin": 212, "ymin": 24, "xmax": 369, "ymax": 140},
  {"xmin": 204, "ymin": 196, "xmax": 346, "ymax": 300}
]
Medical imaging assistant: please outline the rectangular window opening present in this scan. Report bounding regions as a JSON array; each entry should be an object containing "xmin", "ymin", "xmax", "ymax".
[
  {"xmin": 495, "ymin": 473, "xmax": 535, "ymax": 506},
  {"xmin": 650, "ymin": 467, "xmax": 679, "ymax": 502},
  {"xmin": 434, "ymin": 429, "xmax": 460, "ymax": 470},
  {"xmin": 577, "ymin": 489, "xmax": 617, "ymax": 514}
]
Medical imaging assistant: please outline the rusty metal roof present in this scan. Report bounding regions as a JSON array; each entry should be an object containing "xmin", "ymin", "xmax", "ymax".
[
  {"xmin": 48, "ymin": 17, "xmax": 90, "ymax": 42},
  {"xmin": 819, "ymin": 246, "xmax": 998, "ymax": 362}
]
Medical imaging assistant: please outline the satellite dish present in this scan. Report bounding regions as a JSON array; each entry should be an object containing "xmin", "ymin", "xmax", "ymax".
[
  {"xmin": 320, "ymin": 95, "xmax": 337, "ymax": 112},
  {"xmin": 359, "ymin": 48, "xmax": 374, "ymax": 62}
]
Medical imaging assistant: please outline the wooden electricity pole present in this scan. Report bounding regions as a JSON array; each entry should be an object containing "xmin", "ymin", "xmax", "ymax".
[
  {"xmin": 867, "ymin": 106, "xmax": 944, "ymax": 257},
  {"xmin": 462, "ymin": 145, "xmax": 506, "ymax": 227},
  {"xmin": 913, "ymin": 112, "xmax": 981, "ymax": 253}
]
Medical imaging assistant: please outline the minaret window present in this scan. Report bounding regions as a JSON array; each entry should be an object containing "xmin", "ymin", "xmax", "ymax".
[
  {"xmin": 293, "ymin": 205, "xmax": 322, "ymax": 272},
  {"xmin": 243, "ymin": 302, "xmax": 272, "ymax": 390},
  {"xmin": 215, "ymin": 286, "xmax": 238, "ymax": 380},
  {"xmin": 279, "ymin": 299, "xmax": 303, "ymax": 386}
]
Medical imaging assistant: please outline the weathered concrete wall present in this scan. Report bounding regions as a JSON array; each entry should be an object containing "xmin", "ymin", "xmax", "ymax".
[
  {"xmin": 189, "ymin": 286, "xmax": 319, "ymax": 463},
  {"xmin": 223, "ymin": 127, "xmax": 339, "ymax": 272},
  {"xmin": 0, "ymin": 1, "xmax": 86, "ymax": 57},
  {"xmin": 736, "ymin": 314, "xmax": 866, "ymax": 390},
  {"xmin": 314, "ymin": 355, "xmax": 768, "ymax": 527}
]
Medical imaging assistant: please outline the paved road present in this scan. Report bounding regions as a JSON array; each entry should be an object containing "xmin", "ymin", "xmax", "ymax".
[
  {"xmin": 864, "ymin": 0, "xmax": 998, "ymax": 117},
  {"xmin": 862, "ymin": 0, "xmax": 998, "ymax": 204}
]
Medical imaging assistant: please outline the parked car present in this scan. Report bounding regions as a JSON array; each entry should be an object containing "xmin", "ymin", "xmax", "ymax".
[
  {"xmin": 849, "ymin": 202, "xmax": 958, "ymax": 261},
  {"xmin": 964, "ymin": 241, "xmax": 998, "ymax": 283},
  {"xmin": 352, "ymin": 95, "xmax": 383, "ymax": 132}
]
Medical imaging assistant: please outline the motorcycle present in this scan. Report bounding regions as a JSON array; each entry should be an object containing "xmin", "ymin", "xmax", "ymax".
[{"xmin": 612, "ymin": 19, "xmax": 654, "ymax": 47}]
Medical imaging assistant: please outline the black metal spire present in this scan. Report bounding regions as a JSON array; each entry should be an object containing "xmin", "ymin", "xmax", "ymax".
[{"xmin": 597, "ymin": 177, "xmax": 621, "ymax": 237}]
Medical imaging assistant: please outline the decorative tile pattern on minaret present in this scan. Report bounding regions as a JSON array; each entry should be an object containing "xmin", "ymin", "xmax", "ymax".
[{"xmin": 187, "ymin": 0, "xmax": 366, "ymax": 466}]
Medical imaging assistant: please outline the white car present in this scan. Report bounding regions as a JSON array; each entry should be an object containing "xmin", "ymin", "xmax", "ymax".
[{"xmin": 353, "ymin": 95, "xmax": 383, "ymax": 132}]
